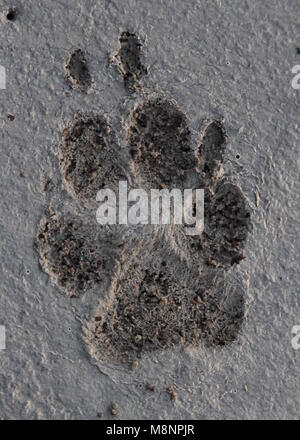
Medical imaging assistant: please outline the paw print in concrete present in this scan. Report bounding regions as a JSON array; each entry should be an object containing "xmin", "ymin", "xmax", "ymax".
[{"xmin": 36, "ymin": 32, "xmax": 251, "ymax": 365}]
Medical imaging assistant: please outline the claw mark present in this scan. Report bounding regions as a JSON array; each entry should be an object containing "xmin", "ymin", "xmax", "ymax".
[
  {"xmin": 65, "ymin": 49, "xmax": 92, "ymax": 92},
  {"xmin": 198, "ymin": 120, "xmax": 227, "ymax": 178},
  {"xmin": 114, "ymin": 31, "xmax": 147, "ymax": 92}
]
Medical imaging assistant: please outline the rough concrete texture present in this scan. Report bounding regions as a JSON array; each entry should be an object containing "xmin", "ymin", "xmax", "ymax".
[{"xmin": 0, "ymin": 0, "xmax": 299, "ymax": 420}]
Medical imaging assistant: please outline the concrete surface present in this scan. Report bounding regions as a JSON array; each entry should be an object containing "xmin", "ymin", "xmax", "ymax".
[{"xmin": 0, "ymin": 0, "xmax": 299, "ymax": 419}]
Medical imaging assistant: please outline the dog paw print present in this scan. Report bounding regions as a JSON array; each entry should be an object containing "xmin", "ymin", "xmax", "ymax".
[{"xmin": 36, "ymin": 33, "xmax": 252, "ymax": 365}]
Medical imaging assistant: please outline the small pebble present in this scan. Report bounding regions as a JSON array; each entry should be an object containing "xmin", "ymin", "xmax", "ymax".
[
  {"xmin": 131, "ymin": 360, "xmax": 139, "ymax": 371},
  {"xmin": 111, "ymin": 402, "xmax": 119, "ymax": 416},
  {"xmin": 146, "ymin": 383, "xmax": 157, "ymax": 392},
  {"xmin": 167, "ymin": 385, "xmax": 178, "ymax": 401}
]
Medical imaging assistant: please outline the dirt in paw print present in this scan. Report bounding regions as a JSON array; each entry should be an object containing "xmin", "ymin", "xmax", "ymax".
[
  {"xmin": 126, "ymin": 97, "xmax": 194, "ymax": 188},
  {"xmin": 36, "ymin": 31, "xmax": 252, "ymax": 366},
  {"xmin": 37, "ymin": 211, "xmax": 118, "ymax": 298},
  {"xmin": 59, "ymin": 113, "xmax": 126, "ymax": 206}
]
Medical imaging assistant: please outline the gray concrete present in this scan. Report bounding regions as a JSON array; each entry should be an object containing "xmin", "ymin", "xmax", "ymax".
[{"xmin": 0, "ymin": 0, "xmax": 299, "ymax": 419}]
